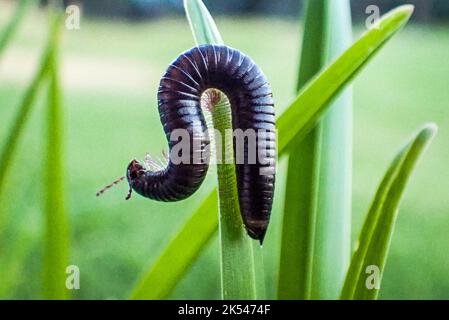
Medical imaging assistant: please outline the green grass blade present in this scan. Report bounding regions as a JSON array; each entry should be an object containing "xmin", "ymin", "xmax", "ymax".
[
  {"xmin": 130, "ymin": 0, "xmax": 224, "ymax": 300},
  {"xmin": 277, "ymin": 5, "xmax": 414, "ymax": 152},
  {"xmin": 130, "ymin": 190, "xmax": 218, "ymax": 299},
  {"xmin": 0, "ymin": 0, "xmax": 30, "ymax": 58},
  {"xmin": 279, "ymin": 0, "xmax": 353, "ymax": 300},
  {"xmin": 0, "ymin": 11, "xmax": 59, "ymax": 216},
  {"xmin": 43, "ymin": 16, "xmax": 69, "ymax": 300},
  {"xmin": 278, "ymin": 0, "xmax": 328, "ymax": 300},
  {"xmin": 129, "ymin": 5, "xmax": 413, "ymax": 299},
  {"xmin": 131, "ymin": 0, "xmax": 257, "ymax": 300},
  {"xmin": 311, "ymin": 0, "xmax": 353, "ymax": 299},
  {"xmin": 212, "ymin": 96, "xmax": 256, "ymax": 299},
  {"xmin": 340, "ymin": 153, "xmax": 405, "ymax": 300},
  {"xmin": 185, "ymin": 0, "xmax": 256, "ymax": 299},
  {"xmin": 183, "ymin": 0, "xmax": 224, "ymax": 45},
  {"xmin": 341, "ymin": 124, "xmax": 437, "ymax": 300},
  {"xmin": 252, "ymin": 242, "xmax": 266, "ymax": 299}
]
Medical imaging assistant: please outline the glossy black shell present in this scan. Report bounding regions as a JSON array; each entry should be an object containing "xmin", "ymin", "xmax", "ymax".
[{"xmin": 127, "ymin": 45, "xmax": 276, "ymax": 243}]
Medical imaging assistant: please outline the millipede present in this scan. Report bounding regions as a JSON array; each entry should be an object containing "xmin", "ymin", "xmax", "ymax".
[{"xmin": 100, "ymin": 45, "xmax": 276, "ymax": 244}]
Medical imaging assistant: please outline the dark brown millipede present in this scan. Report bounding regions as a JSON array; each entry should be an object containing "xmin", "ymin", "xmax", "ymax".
[{"xmin": 125, "ymin": 45, "xmax": 276, "ymax": 244}]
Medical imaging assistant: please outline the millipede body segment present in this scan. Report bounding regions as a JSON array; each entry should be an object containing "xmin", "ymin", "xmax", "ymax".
[{"xmin": 126, "ymin": 45, "xmax": 276, "ymax": 244}]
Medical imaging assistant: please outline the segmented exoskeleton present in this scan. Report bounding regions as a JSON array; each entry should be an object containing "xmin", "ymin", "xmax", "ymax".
[{"xmin": 126, "ymin": 45, "xmax": 276, "ymax": 244}]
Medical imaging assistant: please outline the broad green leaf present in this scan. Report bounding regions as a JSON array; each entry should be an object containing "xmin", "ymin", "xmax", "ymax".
[
  {"xmin": 279, "ymin": 0, "xmax": 328, "ymax": 300},
  {"xmin": 277, "ymin": 5, "xmax": 414, "ymax": 151},
  {"xmin": 341, "ymin": 124, "xmax": 437, "ymax": 300},
  {"xmin": 43, "ymin": 16, "xmax": 69, "ymax": 300},
  {"xmin": 0, "ymin": 0, "xmax": 30, "ymax": 58},
  {"xmin": 311, "ymin": 0, "xmax": 353, "ymax": 299},
  {"xmin": 279, "ymin": 0, "xmax": 353, "ymax": 300},
  {"xmin": 129, "ymin": 5, "xmax": 414, "ymax": 299}
]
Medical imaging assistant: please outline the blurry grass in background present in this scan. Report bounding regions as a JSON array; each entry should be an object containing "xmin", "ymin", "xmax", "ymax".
[
  {"xmin": 0, "ymin": 0, "xmax": 29, "ymax": 57},
  {"xmin": 0, "ymin": 3, "xmax": 448, "ymax": 299}
]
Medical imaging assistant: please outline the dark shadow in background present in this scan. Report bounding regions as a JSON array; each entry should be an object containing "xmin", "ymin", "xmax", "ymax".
[{"xmin": 40, "ymin": 0, "xmax": 449, "ymax": 22}]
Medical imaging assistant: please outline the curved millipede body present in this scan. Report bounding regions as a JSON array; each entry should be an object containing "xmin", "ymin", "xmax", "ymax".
[{"xmin": 127, "ymin": 45, "xmax": 276, "ymax": 244}]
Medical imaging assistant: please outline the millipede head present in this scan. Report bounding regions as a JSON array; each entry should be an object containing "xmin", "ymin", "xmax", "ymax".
[
  {"xmin": 96, "ymin": 160, "xmax": 145, "ymax": 200},
  {"xmin": 126, "ymin": 159, "xmax": 145, "ymax": 181},
  {"xmin": 126, "ymin": 159, "xmax": 146, "ymax": 200}
]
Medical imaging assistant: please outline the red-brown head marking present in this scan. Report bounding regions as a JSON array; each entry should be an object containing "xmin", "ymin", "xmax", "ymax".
[{"xmin": 125, "ymin": 160, "xmax": 145, "ymax": 200}]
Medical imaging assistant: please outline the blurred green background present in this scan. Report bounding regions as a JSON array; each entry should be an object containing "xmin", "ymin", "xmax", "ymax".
[{"xmin": 0, "ymin": 0, "xmax": 448, "ymax": 299}]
